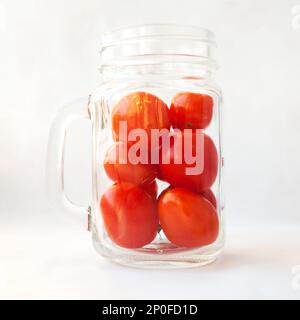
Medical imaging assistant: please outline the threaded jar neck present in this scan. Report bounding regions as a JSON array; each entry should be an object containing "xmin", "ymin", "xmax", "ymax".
[{"xmin": 99, "ymin": 25, "xmax": 217, "ymax": 80}]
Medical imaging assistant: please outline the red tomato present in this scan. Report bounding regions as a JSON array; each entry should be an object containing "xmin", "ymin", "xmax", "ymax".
[
  {"xmin": 111, "ymin": 92, "xmax": 171, "ymax": 142},
  {"xmin": 158, "ymin": 188, "xmax": 219, "ymax": 248},
  {"xmin": 100, "ymin": 183, "xmax": 158, "ymax": 248},
  {"xmin": 156, "ymin": 168, "xmax": 165, "ymax": 182},
  {"xmin": 170, "ymin": 92, "xmax": 213, "ymax": 129},
  {"xmin": 142, "ymin": 180, "xmax": 158, "ymax": 200},
  {"xmin": 104, "ymin": 142, "xmax": 157, "ymax": 185},
  {"xmin": 159, "ymin": 131, "xmax": 218, "ymax": 193},
  {"xmin": 202, "ymin": 189, "xmax": 217, "ymax": 208}
]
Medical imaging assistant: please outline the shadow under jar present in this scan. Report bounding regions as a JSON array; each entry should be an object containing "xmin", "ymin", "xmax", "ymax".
[{"xmin": 47, "ymin": 25, "xmax": 225, "ymax": 269}]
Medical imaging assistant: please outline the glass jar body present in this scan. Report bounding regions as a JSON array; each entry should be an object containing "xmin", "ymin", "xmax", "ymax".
[{"xmin": 89, "ymin": 64, "xmax": 224, "ymax": 268}]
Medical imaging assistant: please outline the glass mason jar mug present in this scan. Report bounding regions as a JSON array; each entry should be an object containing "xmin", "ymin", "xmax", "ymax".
[{"xmin": 47, "ymin": 25, "xmax": 224, "ymax": 268}]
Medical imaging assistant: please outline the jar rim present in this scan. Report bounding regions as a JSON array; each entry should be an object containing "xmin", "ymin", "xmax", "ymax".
[
  {"xmin": 99, "ymin": 24, "xmax": 217, "ymax": 71},
  {"xmin": 100, "ymin": 24, "xmax": 216, "ymax": 49}
]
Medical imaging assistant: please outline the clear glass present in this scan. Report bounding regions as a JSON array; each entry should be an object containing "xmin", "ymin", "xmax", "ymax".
[
  {"xmin": 91, "ymin": 25, "xmax": 224, "ymax": 268},
  {"xmin": 47, "ymin": 25, "xmax": 224, "ymax": 269}
]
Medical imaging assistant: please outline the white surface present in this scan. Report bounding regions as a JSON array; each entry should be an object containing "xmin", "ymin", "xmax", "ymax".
[{"xmin": 1, "ymin": 223, "xmax": 300, "ymax": 300}]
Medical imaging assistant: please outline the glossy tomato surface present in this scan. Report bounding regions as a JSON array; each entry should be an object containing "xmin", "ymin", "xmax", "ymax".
[
  {"xmin": 170, "ymin": 92, "xmax": 213, "ymax": 130},
  {"xmin": 202, "ymin": 189, "xmax": 217, "ymax": 208},
  {"xmin": 111, "ymin": 92, "xmax": 171, "ymax": 142},
  {"xmin": 100, "ymin": 183, "xmax": 158, "ymax": 248},
  {"xmin": 159, "ymin": 130, "xmax": 218, "ymax": 193},
  {"xmin": 142, "ymin": 180, "xmax": 158, "ymax": 200},
  {"xmin": 104, "ymin": 142, "xmax": 157, "ymax": 185},
  {"xmin": 158, "ymin": 188, "xmax": 219, "ymax": 248}
]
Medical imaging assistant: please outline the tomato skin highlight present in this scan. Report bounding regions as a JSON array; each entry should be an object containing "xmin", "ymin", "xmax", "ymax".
[
  {"xmin": 100, "ymin": 183, "xmax": 158, "ymax": 248},
  {"xmin": 111, "ymin": 91, "xmax": 171, "ymax": 142},
  {"xmin": 159, "ymin": 131, "xmax": 218, "ymax": 193},
  {"xmin": 103, "ymin": 142, "xmax": 157, "ymax": 185},
  {"xmin": 202, "ymin": 189, "xmax": 217, "ymax": 208},
  {"xmin": 170, "ymin": 92, "xmax": 213, "ymax": 130},
  {"xmin": 158, "ymin": 188, "xmax": 219, "ymax": 248}
]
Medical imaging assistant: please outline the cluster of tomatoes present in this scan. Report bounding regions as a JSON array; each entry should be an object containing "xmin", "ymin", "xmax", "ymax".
[{"xmin": 100, "ymin": 91, "xmax": 219, "ymax": 249}]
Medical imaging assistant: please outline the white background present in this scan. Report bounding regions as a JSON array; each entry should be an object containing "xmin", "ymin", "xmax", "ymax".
[{"xmin": 1, "ymin": 0, "xmax": 300, "ymax": 299}]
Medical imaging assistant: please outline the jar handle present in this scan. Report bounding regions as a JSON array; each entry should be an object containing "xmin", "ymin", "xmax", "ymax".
[{"xmin": 46, "ymin": 97, "xmax": 91, "ymax": 229}]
